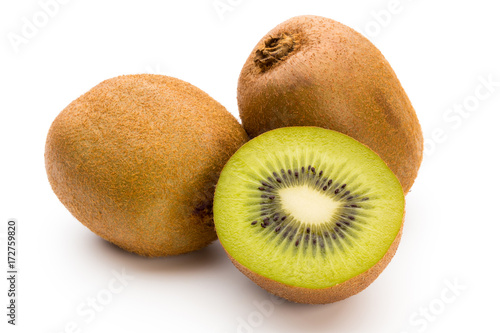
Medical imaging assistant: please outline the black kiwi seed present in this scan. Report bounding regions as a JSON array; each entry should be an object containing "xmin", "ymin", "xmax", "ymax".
[
  {"xmin": 318, "ymin": 237, "xmax": 325, "ymax": 248},
  {"xmin": 341, "ymin": 191, "xmax": 351, "ymax": 198},
  {"xmin": 251, "ymin": 221, "xmax": 257, "ymax": 225}
]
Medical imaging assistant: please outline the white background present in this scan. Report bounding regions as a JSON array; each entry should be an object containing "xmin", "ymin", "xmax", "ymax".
[{"xmin": 1, "ymin": 0, "xmax": 499, "ymax": 332}]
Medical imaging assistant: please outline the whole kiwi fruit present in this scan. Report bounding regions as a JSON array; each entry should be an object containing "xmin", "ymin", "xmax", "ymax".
[
  {"xmin": 214, "ymin": 127, "xmax": 405, "ymax": 304},
  {"xmin": 45, "ymin": 74, "xmax": 248, "ymax": 256},
  {"xmin": 237, "ymin": 15, "xmax": 423, "ymax": 193}
]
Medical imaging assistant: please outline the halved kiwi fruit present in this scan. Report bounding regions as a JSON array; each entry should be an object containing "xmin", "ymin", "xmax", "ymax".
[
  {"xmin": 237, "ymin": 15, "xmax": 423, "ymax": 194},
  {"xmin": 213, "ymin": 127, "xmax": 404, "ymax": 304}
]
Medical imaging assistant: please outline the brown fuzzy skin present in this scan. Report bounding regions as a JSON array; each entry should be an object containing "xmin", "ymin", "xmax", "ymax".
[
  {"xmin": 45, "ymin": 74, "xmax": 248, "ymax": 256},
  {"xmin": 238, "ymin": 15, "xmax": 423, "ymax": 193},
  {"xmin": 225, "ymin": 218, "xmax": 404, "ymax": 304}
]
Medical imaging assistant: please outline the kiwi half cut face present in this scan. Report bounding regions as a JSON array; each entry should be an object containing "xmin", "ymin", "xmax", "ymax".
[{"xmin": 214, "ymin": 127, "xmax": 405, "ymax": 304}]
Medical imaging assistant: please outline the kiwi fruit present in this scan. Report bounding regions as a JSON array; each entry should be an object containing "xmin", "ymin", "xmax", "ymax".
[
  {"xmin": 237, "ymin": 15, "xmax": 423, "ymax": 194},
  {"xmin": 45, "ymin": 74, "xmax": 248, "ymax": 257},
  {"xmin": 213, "ymin": 127, "xmax": 404, "ymax": 304}
]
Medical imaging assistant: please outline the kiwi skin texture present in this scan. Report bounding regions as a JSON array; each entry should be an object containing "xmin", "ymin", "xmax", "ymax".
[
  {"xmin": 238, "ymin": 15, "xmax": 423, "ymax": 194},
  {"xmin": 45, "ymin": 74, "xmax": 248, "ymax": 257}
]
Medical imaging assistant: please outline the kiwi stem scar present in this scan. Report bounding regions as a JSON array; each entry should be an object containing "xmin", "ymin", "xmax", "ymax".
[{"xmin": 254, "ymin": 34, "xmax": 296, "ymax": 71}]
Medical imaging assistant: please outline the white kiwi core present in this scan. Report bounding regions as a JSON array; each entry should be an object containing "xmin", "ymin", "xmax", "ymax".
[{"xmin": 278, "ymin": 185, "xmax": 340, "ymax": 225}]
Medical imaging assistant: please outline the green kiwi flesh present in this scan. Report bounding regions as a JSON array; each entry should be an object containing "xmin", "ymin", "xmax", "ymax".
[{"xmin": 213, "ymin": 127, "xmax": 404, "ymax": 303}]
